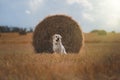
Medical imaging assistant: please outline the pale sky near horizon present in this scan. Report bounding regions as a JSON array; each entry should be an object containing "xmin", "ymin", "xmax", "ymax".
[{"xmin": 0, "ymin": 0, "xmax": 120, "ymax": 32}]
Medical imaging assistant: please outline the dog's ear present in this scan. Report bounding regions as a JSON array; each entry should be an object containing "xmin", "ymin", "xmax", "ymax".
[
  {"xmin": 52, "ymin": 34, "xmax": 57, "ymax": 39},
  {"xmin": 60, "ymin": 35, "xmax": 62, "ymax": 39}
]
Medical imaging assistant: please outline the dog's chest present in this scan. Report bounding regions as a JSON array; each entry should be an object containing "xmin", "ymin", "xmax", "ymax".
[{"xmin": 53, "ymin": 43, "xmax": 63, "ymax": 52}]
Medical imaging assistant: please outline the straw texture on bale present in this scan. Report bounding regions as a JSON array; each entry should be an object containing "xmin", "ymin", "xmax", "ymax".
[{"xmin": 33, "ymin": 15, "xmax": 83, "ymax": 53}]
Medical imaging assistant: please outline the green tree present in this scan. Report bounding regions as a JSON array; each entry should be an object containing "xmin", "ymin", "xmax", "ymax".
[{"xmin": 90, "ymin": 29, "xmax": 107, "ymax": 35}]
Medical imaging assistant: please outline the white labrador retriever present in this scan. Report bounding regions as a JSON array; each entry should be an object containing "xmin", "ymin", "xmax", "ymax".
[{"xmin": 52, "ymin": 34, "xmax": 67, "ymax": 54}]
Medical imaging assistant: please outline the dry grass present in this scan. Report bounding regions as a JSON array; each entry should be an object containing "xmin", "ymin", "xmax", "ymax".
[
  {"xmin": 0, "ymin": 33, "xmax": 120, "ymax": 80},
  {"xmin": 84, "ymin": 33, "xmax": 120, "ymax": 43}
]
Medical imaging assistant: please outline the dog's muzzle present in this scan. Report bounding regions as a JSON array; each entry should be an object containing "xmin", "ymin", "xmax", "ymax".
[{"xmin": 56, "ymin": 38, "xmax": 59, "ymax": 42}]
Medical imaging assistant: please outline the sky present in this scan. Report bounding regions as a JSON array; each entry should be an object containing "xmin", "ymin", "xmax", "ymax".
[{"xmin": 0, "ymin": 0, "xmax": 120, "ymax": 32}]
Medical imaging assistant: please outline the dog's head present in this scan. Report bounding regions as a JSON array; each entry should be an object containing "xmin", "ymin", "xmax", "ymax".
[{"xmin": 52, "ymin": 34, "xmax": 62, "ymax": 43}]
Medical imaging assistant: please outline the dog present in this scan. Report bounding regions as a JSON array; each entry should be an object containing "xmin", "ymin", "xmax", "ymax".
[{"xmin": 52, "ymin": 34, "xmax": 67, "ymax": 54}]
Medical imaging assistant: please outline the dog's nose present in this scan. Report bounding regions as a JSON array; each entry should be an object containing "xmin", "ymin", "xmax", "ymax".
[{"xmin": 56, "ymin": 38, "xmax": 59, "ymax": 42}]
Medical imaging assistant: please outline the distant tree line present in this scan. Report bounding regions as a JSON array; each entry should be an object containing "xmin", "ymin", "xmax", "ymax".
[
  {"xmin": 90, "ymin": 29, "xmax": 116, "ymax": 35},
  {"xmin": 0, "ymin": 25, "xmax": 33, "ymax": 33}
]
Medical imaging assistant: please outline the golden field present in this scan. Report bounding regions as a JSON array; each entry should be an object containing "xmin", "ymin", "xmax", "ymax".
[{"xmin": 0, "ymin": 33, "xmax": 120, "ymax": 80}]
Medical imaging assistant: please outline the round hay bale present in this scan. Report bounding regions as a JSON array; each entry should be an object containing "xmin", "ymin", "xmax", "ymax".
[{"xmin": 33, "ymin": 15, "xmax": 84, "ymax": 53}]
